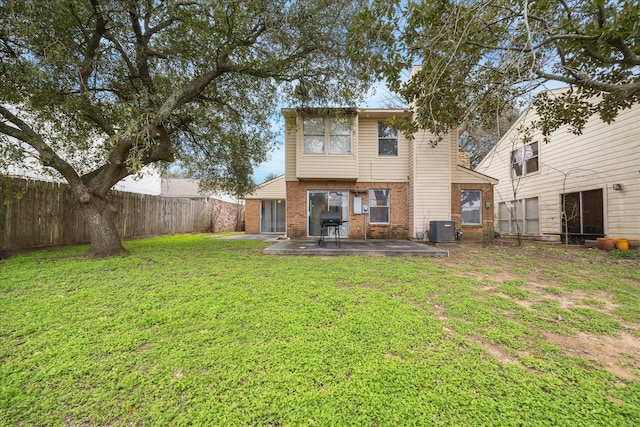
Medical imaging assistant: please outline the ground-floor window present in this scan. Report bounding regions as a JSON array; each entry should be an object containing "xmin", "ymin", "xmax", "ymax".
[
  {"xmin": 560, "ymin": 189, "xmax": 603, "ymax": 234},
  {"xmin": 461, "ymin": 189, "xmax": 482, "ymax": 225},
  {"xmin": 498, "ymin": 197, "xmax": 539, "ymax": 235},
  {"xmin": 261, "ymin": 199, "xmax": 286, "ymax": 233},
  {"xmin": 525, "ymin": 197, "xmax": 539, "ymax": 234},
  {"xmin": 369, "ymin": 189, "xmax": 390, "ymax": 224}
]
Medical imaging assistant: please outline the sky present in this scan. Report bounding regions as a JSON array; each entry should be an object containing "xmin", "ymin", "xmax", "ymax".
[{"xmin": 251, "ymin": 80, "xmax": 404, "ymax": 184}]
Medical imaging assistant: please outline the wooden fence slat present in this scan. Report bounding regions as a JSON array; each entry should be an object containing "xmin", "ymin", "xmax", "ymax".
[{"xmin": 1, "ymin": 178, "xmax": 243, "ymax": 251}]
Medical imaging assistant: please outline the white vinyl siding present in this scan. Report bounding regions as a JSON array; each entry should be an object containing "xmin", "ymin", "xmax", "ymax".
[
  {"xmin": 296, "ymin": 115, "xmax": 357, "ymax": 180},
  {"xmin": 477, "ymin": 92, "xmax": 640, "ymax": 242},
  {"xmin": 284, "ymin": 115, "xmax": 297, "ymax": 181},
  {"xmin": 412, "ymin": 130, "xmax": 454, "ymax": 234},
  {"xmin": 356, "ymin": 118, "xmax": 408, "ymax": 181},
  {"xmin": 246, "ymin": 175, "xmax": 286, "ymax": 199}
]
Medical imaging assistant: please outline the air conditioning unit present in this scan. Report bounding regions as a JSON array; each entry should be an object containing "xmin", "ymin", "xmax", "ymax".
[{"xmin": 429, "ymin": 220, "xmax": 456, "ymax": 243}]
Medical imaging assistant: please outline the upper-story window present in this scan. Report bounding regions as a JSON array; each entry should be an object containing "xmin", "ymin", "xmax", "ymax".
[
  {"xmin": 378, "ymin": 122, "xmax": 398, "ymax": 156},
  {"xmin": 511, "ymin": 141, "xmax": 538, "ymax": 178},
  {"xmin": 303, "ymin": 117, "xmax": 325, "ymax": 153},
  {"xmin": 303, "ymin": 117, "xmax": 351, "ymax": 154}
]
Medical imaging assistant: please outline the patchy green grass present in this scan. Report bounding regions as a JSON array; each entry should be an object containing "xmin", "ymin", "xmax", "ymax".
[
  {"xmin": 1, "ymin": 235, "xmax": 639, "ymax": 426},
  {"xmin": 609, "ymin": 248, "xmax": 640, "ymax": 259}
]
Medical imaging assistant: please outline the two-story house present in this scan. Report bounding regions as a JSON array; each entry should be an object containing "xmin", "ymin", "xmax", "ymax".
[
  {"xmin": 245, "ymin": 107, "xmax": 498, "ymax": 241},
  {"xmin": 475, "ymin": 89, "xmax": 640, "ymax": 246}
]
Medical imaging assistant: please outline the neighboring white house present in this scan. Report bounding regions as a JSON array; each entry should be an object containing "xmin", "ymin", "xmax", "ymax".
[
  {"xmin": 8, "ymin": 159, "xmax": 163, "ymax": 196},
  {"xmin": 160, "ymin": 178, "xmax": 240, "ymax": 204},
  {"xmin": 8, "ymin": 160, "xmax": 240, "ymax": 202},
  {"xmin": 114, "ymin": 169, "xmax": 162, "ymax": 195},
  {"xmin": 476, "ymin": 90, "xmax": 640, "ymax": 246},
  {"xmin": 3, "ymin": 116, "xmax": 163, "ymax": 195}
]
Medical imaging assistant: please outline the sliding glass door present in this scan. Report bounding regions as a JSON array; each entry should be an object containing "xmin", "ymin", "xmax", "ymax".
[
  {"xmin": 308, "ymin": 190, "xmax": 349, "ymax": 237},
  {"xmin": 561, "ymin": 189, "xmax": 603, "ymax": 234},
  {"xmin": 261, "ymin": 199, "xmax": 286, "ymax": 233}
]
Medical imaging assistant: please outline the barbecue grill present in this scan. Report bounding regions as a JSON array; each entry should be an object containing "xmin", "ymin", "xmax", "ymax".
[{"xmin": 318, "ymin": 210, "xmax": 347, "ymax": 248}]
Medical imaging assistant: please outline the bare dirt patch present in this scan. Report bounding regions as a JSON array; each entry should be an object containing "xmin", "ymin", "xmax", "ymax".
[
  {"xmin": 543, "ymin": 330, "xmax": 640, "ymax": 381},
  {"xmin": 442, "ymin": 241, "xmax": 640, "ymax": 381}
]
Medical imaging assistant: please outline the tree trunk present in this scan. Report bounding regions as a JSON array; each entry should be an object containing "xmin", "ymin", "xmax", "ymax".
[{"xmin": 80, "ymin": 194, "xmax": 128, "ymax": 258}]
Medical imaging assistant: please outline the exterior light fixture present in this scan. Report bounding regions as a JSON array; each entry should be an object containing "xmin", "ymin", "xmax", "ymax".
[{"xmin": 613, "ymin": 183, "xmax": 623, "ymax": 191}]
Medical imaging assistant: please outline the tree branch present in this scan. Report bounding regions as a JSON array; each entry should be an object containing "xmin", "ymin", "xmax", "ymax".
[
  {"xmin": 0, "ymin": 106, "xmax": 82, "ymax": 187},
  {"xmin": 157, "ymin": 68, "xmax": 228, "ymax": 120},
  {"xmin": 70, "ymin": 0, "xmax": 117, "ymax": 136},
  {"xmin": 534, "ymin": 67, "xmax": 640, "ymax": 96},
  {"xmin": 127, "ymin": 0, "xmax": 157, "ymax": 97}
]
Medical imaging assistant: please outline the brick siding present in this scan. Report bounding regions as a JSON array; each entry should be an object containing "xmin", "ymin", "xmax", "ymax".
[
  {"xmin": 286, "ymin": 181, "xmax": 409, "ymax": 239},
  {"xmin": 211, "ymin": 198, "xmax": 244, "ymax": 232},
  {"xmin": 244, "ymin": 199, "xmax": 260, "ymax": 234},
  {"xmin": 457, "ymin": 150, "xmax": 471, "ymax": 168},
  {"xmin": 451, "ymin": 182, "xmax": 495, "ymax": 240}
]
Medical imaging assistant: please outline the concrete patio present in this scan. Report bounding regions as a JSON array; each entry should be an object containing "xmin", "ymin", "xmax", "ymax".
[{"xmin": 262, "ymin": 238, "xmax": 449, "ymax": 257}]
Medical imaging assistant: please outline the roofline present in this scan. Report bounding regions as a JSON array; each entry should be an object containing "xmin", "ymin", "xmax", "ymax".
[
  {"xmin": 255, "ymin": 174, "xmax": 285, "ymax": 187},
  {"xmin": 281, "ymin": 107, "xmax": 411, "ymax": 119},
  {"xmin": 281, "ymin": 107, "xmax": 358, "ymax": 117},
  {"xmin": 244, "ymin": 174, "xmax": 286, "ymax": 200},
  {"xmin": 457, "ymin": 165, "xmax": 499, "ymax": 184}
]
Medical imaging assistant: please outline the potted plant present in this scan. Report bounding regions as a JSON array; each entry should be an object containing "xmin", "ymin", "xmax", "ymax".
[{"xmin": 596, "ymin": 237, "xmax": 615, "ymax": 251}]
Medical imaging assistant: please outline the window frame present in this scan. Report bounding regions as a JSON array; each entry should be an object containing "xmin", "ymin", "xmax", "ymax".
[
  {"xmin": 498, "ymin": 197, "xmax": 539, "ymax": 235},
  {"xmin": 461, "ymin": 189, "xmax": 482, "ymax": 226},
  {"xmin": 510, "ymin": 141, "xmax": 539, "ymax": 178},
  {"xmin": 560, "ymin": 189, "xmax": 603, "ymax": 234},
  {"xmin": 303, "ymin": 117, "xmax": 325, "ymax": 154},
  {"xmin": 329, "ymin": 117, "xmax": 351, "ymax": 154},
  {"xmin": 368, "ymin": 188, "xmax": 390, "ymax": 224},
  {"xmin": 377, "ymin": 122, "xmax": 398, "ymax": 156},
  {"xmin": 303, "ymin": 116, "xmax": 351, "ymax": 155},
  {"xmin": 525, "ymin": 197, "xmax": 539, "ymax": 234}
]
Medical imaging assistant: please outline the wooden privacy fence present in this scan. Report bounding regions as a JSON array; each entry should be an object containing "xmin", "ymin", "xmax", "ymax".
[{"xmin": 0, "ymin": 178, "xmax": 244, "ymax": 251}]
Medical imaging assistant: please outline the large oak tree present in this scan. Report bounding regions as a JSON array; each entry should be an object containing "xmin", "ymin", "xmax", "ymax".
[{"xmin": 0, "ymin": 0, "xmax": 383, "ymax": 257}]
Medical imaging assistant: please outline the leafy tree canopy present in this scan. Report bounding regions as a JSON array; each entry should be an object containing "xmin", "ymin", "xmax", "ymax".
[
  {"xmin": 368, "ymin": 0, "xmax": 640, "ymax": 140},
  {"xmin": 1, "ymin": 0, "xmax": 380, "ymax": 193},
  {"xmin": 0, "ymin": 0, "xmax": 383, "ymax": 256}
]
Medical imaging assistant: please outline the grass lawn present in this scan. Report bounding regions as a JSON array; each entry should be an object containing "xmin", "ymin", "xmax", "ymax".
[{"xmin": 1, "ymin": 234, "xmax": 639, "ymax": 426}]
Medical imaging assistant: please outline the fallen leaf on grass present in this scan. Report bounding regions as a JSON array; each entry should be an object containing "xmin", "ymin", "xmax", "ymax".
[{"xmin": 607, "ymin": 396, "xmax": 624, "ymax": 405}]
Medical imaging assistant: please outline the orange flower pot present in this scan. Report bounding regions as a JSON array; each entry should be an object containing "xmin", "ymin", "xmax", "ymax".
[
  {"xmin": 596, "ymin": 238, "xmax": 615, "ymax": 251},
  {"xmin": 615, "ymin": 238, "xmax": 629, "ymax": 251}
]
